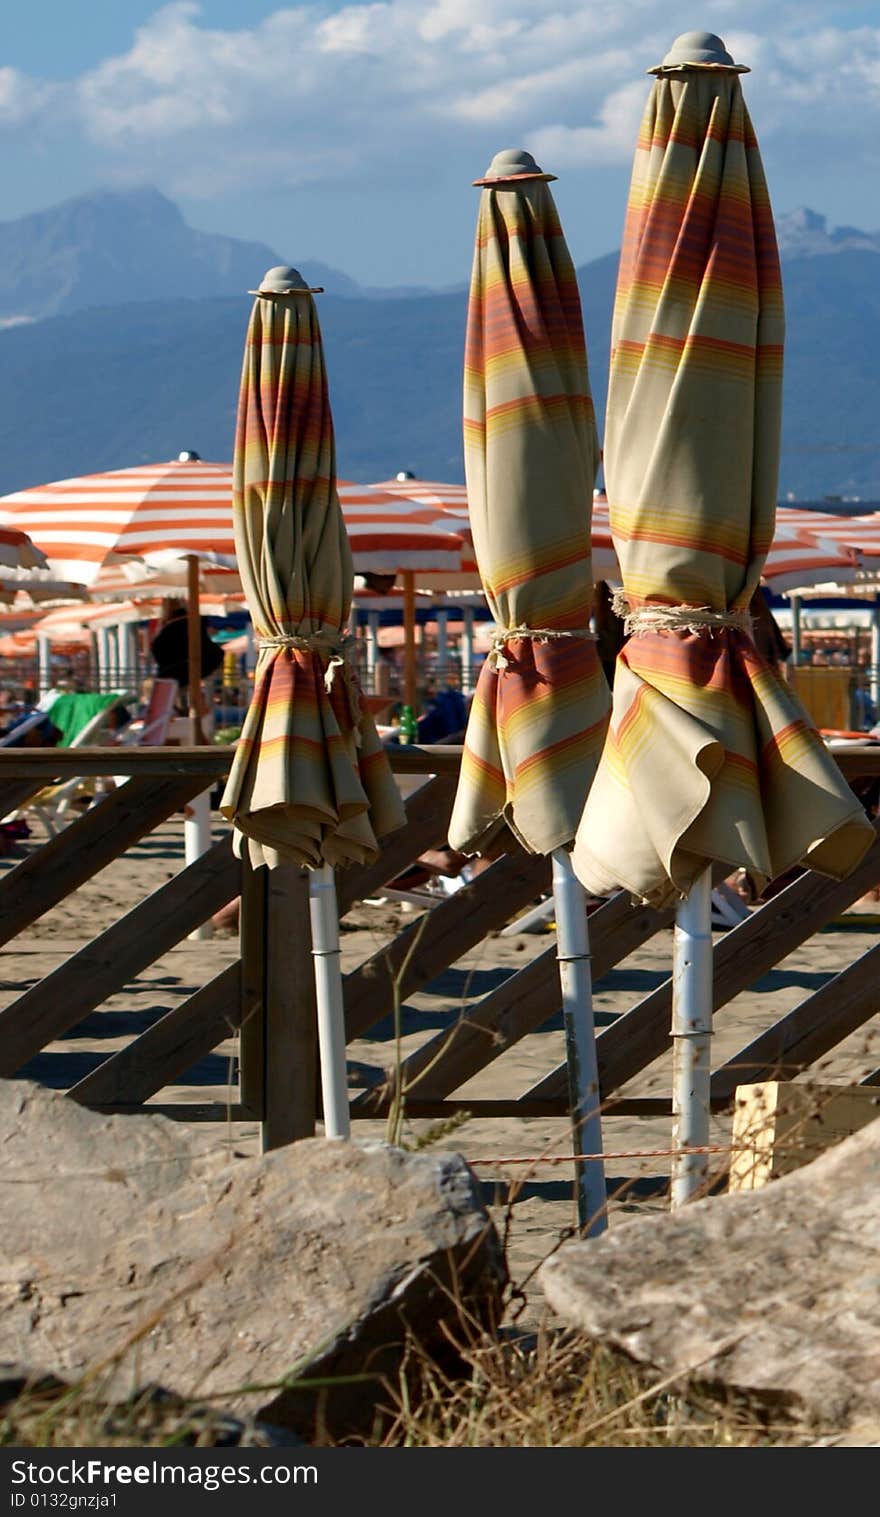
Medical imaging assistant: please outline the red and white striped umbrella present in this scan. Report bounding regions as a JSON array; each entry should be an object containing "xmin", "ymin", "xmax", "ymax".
[
  {"xmin": 775, "ymin": 507, "xmax": 880, "ymax": 579},
  {"xmin": 336, "ymin": 481, "xmax": 464, "ymax": 571},
  {"xmin": 0, "ymin": 526, "xmax": 50, "ymax": 573},
  {"xmin": 760, "ymin": 519, "xmax": 863, "ymax": 593},
  {"xmin": 0, "ymin": 457, "xmax": 237, "ymax": 584},
  {"xmin": 0, "ymin": 461, "xmax": 465, "ymax": 581}
]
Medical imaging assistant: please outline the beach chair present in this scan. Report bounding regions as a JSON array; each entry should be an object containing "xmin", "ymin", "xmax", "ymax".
[
  {"xmin": 114, "ymin": 678, "xmax": 178, "ymax": 749},
  {"xmin": 13, "ymin": 693, "xmax": 130, "ymax": 838}
]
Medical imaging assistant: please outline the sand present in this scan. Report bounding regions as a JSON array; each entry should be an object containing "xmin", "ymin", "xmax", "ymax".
[{"xmin": 2, "ymin": 810, "xmax": 878, "ymax": 1322}]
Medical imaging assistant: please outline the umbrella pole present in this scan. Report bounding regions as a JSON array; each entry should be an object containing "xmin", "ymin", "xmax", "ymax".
[
  {"xmin": 670, "ymin": 867, "xmax": 713, "ymax": 1207},
  {"xmin": 870, "ymin": 598, "xmax": 880, "ymax": 714},
  {"xmin": 402, "ymin": 570, "xmax": 417, "ymax": 710},
  {"xmin": 185, "ymin": 553, "xmax": 204, "ymax": 744},
  {"xmin": 551, "ymin": 849, "xmax": 607, "ymax": 1236},
  {"xmin": 308, "ymin": 863, "xmax": 351, "ymax": 1139},
  {"xmin": 790, "ymin": 594, "xmax": 802, "ymax": 666}
]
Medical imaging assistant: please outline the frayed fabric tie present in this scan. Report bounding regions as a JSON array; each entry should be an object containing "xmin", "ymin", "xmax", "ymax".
[
  {"xmin": 611, "ymin": 592, "xmax": 753, "ymax": 639},
  {"xmin": 257, "ymin": 628, "xmax": 362, "ymax": 738},
  {"xmin": 488, "ymin": 625, "xmax": 595, "ymax": 672}
]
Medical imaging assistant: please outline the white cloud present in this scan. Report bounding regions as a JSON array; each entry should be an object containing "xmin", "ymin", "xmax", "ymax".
[
  {"xmin": 3, "ymin": 2, "xmax": 880, "ymax": 209},
  {"xmin": 0, "ymin": 66, "xmax": 55, "ymax": 127}
]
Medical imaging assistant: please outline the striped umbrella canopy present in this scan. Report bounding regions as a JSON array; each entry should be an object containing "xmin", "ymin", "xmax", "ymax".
[
  {"xmin": 219, "ymin": 272, "xmax": 405, "ymax": 870},
  {"xmin": 760, "ymin": 520, "xmax": 863, "ymax": 594},
  {"xmin": 0, "ymin": 457, "xmax": 237, "ymax": 585},
  {"xmin": 0, "ymin": 526, "xmax": 49, "ymax": 572},
  {"xmin": 448, "ymin": 150, "xmax": 610, "ymax": 857},
  {"xmin": 572, "ymin": 35, "xmax": 872, "ymax": 909},
  {"xmin": 0, "ymin": 463, "xmax": 463, "ymax": 582}
]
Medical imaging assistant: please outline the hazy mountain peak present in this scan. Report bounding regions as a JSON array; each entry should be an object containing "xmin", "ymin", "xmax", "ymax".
[
  {"xmin": 777, "ymin": 207, "xmax": 880, "ymax": 257},
  {"xmin": 0, "ymin": 186, "xmax": 362, "ymax": 321}
]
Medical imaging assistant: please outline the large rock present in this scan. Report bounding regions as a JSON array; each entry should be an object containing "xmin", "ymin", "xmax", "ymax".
[
  {"xmin": 540, "ymin": 1115, "xmax": 880, "ymax": 1432},
  {"xmin": 1, "ymin": 1082, "xmax": 505, "ymax": 1437}
]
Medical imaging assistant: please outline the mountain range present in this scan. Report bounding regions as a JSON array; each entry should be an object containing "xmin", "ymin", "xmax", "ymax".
[{"xmin": 0, "ymin": 189, "xmax": 878, "ymax": 502}]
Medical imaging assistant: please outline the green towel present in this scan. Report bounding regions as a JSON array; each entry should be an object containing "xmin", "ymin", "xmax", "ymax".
[{"xmin": 47, "ymin": 692, "xmax": 121, "ymax": 748}]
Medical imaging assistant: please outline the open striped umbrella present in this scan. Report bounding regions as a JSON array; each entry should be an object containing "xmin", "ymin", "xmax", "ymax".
[
  {"xmin": 448, "ymin": 148, "xmax": 611, "ymax": 1232},
  {"xmin": 571, "ymin": 31, "xmax": 873, "ymax": 1202},
  {"xmin": 0, "ymin": 527, "xmax": 50, "ymax": 573}
]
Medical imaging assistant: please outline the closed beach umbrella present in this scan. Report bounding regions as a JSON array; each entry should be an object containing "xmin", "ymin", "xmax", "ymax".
[
  {"xmin": 220, "ymin": 266, "xmax": 406, "ymax": 1137},
  {"xmin": 571, "ymin": 33, "xmax": 873, "ymax": 1201},
  {"xmin": 449, "ymin": 149, "xmax": 611, "ymax": 1233},
  {"xmin": 449, "ymin": 150, "xmax": 609, "ymax": 858}
]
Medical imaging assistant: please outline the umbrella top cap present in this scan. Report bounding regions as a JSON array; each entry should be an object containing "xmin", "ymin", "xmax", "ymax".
[
  {"xmin": 473, "ymin": 148, "xmax": 557, "ymax": 187},
  {"xmin": 648, "ymin": 31, "xmax": 749, "ymax": 74},
  {"xmin": 248, "ymin": 265, "xmax": 324, "ymax": 296}
]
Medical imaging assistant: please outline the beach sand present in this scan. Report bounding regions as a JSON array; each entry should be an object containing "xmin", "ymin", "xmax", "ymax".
[{"xmin": 2, "ymin": 811, "xmax": 878, "ymax": 1325}]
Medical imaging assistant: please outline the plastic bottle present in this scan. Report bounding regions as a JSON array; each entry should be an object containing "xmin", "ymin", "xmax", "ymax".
[{"xmin": 399, "ymin": 704, "xmax": 418, "ymax": 744}]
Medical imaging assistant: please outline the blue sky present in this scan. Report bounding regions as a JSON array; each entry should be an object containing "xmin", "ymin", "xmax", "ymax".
[{"xmin": 4, "ymin": 2, "xmax": 880, "ymax": 285}]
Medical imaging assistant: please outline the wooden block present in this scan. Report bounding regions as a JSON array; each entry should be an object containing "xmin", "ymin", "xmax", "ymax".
[{"xmin": 729, "ymin": 1080, "xmax": 880, "ymax": 1191}]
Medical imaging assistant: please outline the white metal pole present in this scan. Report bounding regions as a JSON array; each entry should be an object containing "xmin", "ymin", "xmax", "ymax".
[
  {"xmin": 670, "ymin": 867, "xmax": 714, "ymax": 1207},
  {"xmin": 122, "ymin": 623, "xmax": 138, "ymax": 691},
  {"xmin": 870, "ymin": 599, "xmax": 880, "ymax": 715},
  {"xmin": 184, "ymin": 790, "xmax": 214, "ymax": 941},
  {"xmin": 551, "ymin": 849, "xmax": 607, "ymax": 1236},
  {"xmin": 462, "ymin": 606, "xmax": 474, "ymax": 693},
  {"xmin": 366, "ymin": 611, "xmax": 379, "ymax": 691},
  {"xmin": 97, "ymin": 627, "xmax": 112, "ymax": 694},
  {"xmin": 308, "ymin": 863, "xmax": 350, "ymax": 1139},
  {"xmin": 436, "ymin": 609, "xmax": 449, "ymax": 684},
  {"xmin": 108, "ymin": 625, "xmax": 121, "ymax": 690},
  {"xmin": 36, "ymin": 635, "xmax": 52, "ymax": 701}
]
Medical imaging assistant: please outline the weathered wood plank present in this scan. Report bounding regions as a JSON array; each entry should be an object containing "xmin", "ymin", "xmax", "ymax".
[
  {"xmin": 355, "ymin": 891, "xmax": 675, "ymax": 1113},
  {"xmin": 335, "ymin": 774, "xmax": 457, "ymax": 914},
  {"xmin": 0, "ymin": 775, "xmax": 212, "ymax": 950},
  {"xmin": 0, "ymin": 837, "xmax": 239, "ymax": 1077},
  {"xmin": 343, "ymin": 850, "xmax": 552, "ymax": 1043},
  {"xmin": 711, "ymin": 939, "xmax": 880, "ymax": 1104},
  {"xmin": 386, "ymin": 745, "xmax": 462, "ymax": 775},
  {"xmin": 263, "ymin": 864, "xmax": 317, "ymax": 1149},
  {"xmin": 238, "ymin": 855, "xmax": 266, "ymax": 1120},
  {"xmin": 0, "ymin": 748, "xmax": 231, "ymax": 779},
  {"xmin": 70, "ymin": 962, "xmax": 247, "ymax": 1106},
  {"xmin": 529, "ymin": 821, "xmax": 880, "ymax": 1104},
  {"xmin": 728, "ymin": 1080, "xmax": 880, "ymax": 1190}
]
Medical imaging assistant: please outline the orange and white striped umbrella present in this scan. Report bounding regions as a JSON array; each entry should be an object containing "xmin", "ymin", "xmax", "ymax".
[
  {"xmin": 0, "ymin": 463, "xmax": 464, "ymax": 582},
  {"xmin": 572, "ymin": 42, "xmax": 872, "ymax": 907},
  {"xmin": 0, "ymin": 457, "xmax": 237, "ymax": 584},
  {"xmin": 0, "ymin": 526, "xmax": 49, "ymax": 572},
  {"xmin": 220, "ymin": 274, "xmax": 405, "ymax": 869},
  {"xmin": 448, "ymin": 150, "xmax": 610, "ymax": 856}
]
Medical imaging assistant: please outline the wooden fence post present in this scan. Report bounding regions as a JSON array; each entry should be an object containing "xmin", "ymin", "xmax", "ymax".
[{"xmin": 240, "ymin": 858, "xmax": 319, "ymax": 1148}]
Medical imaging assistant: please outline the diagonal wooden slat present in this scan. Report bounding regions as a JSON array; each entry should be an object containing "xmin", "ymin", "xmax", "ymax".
[
  {"xmin": 0, "ymin": 774, "xmax": 213, "ymax": 950},
  {"xmin": 528, "ymin": 819, "xmax": 880, "ymax": 1103},
  {"xmin": 335, "ymin": 774, "xmax": 457, "ymax": 914},
  {"xmin": 710, "ymin": 939, "xmax": 880, "ymax": 1103},
  {"xmin": 354, "ymin": 890, "xmax": 674, "ymax": 1112},
  {"xmin": 0, "ymin": 780, "xmax": 49, "ymax": 819},
  {"xmin": 0, "ymin": 836, "xmax": 239, "ymax": 1078},
  {"xmin": 70, "ymin": 962, "xmax": 248, "ymax": 1106},
  {"xmin": 343, "ymin": 849, "xmax": 552, "ymax": 1043}
]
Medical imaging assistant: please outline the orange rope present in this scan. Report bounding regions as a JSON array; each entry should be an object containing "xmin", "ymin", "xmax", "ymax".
[{"xmin": 468, "ymin": 1143, "xmax": 758, "ymax": 1165}]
